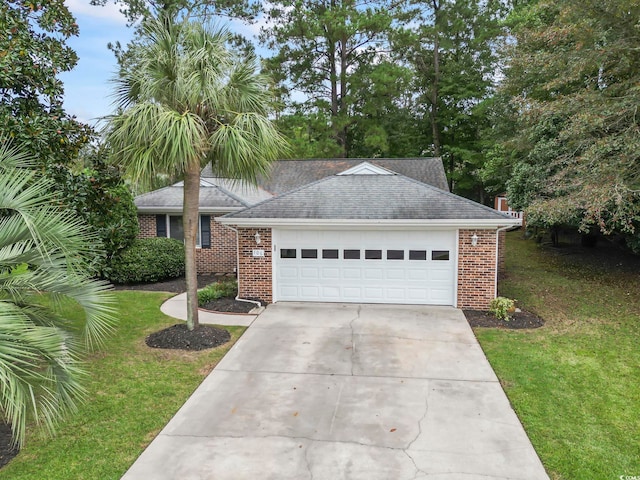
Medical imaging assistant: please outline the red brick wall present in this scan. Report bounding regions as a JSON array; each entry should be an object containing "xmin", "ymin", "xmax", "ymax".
[
  {"xmin": 136, "ymin": 214, "xmax": 237, "ymax": 274},
  {"xmin": 498, "ymin": 230, "xmax": 506, "ymax": 274},
  {"xmin": 237, "ymin": 227, "xmax": 272, "ymax": 303},
  {"xmin": 457, "ymin": 229, "xmax": 497, "ymax": 310},
  {"xmin": 138, "ymin": 214, "xmax": 156, "ymax": 238}
]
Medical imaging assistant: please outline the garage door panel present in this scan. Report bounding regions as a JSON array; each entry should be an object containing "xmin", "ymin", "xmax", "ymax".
[
  {"xmin": 364, "ymin": 268, "xmax": 384, "ymax": 280},
  {"xmin": 274, "ymin": 229, "xmax": 456, "ymax": 305}
]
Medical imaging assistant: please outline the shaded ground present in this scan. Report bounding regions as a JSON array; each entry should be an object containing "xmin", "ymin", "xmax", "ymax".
[
  {"xmin": 464, "ymin": 309, "xmax": 544, "ymax": 329},
  {"xmin": 0, "ymin": 424, "xmax": 18, "ymax": 469},
  {"xmin": 146, "ymin": 324, "xmax": 231, "ymax": 351},
  {"xmin": 200, "ymin": 297, "xmax": 256, "ymax": 314}
]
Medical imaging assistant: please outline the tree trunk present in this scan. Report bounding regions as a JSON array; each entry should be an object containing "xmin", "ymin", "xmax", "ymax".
[
  {"xmin": 183, "ymin": 160, "xmax": 200, "ymax": 330},
  {"xmin": 430, "ymin": 0, "xmax": 442, "ymax": 158}
]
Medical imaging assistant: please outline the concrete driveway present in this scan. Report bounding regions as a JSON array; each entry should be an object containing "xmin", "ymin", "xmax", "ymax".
[{"xmin": 122, "ymin": 303, "xmax": 548, "ymax": 480}]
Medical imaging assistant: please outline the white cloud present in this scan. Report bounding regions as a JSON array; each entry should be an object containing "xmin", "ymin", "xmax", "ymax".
[{"xmin": 66, "ymin": 0, "xmax": 128, "ymax": 25}]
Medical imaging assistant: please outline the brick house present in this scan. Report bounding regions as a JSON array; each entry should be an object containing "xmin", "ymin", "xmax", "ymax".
[{"xmin": 135, "ymin": 158, "xmax": 520, "ymax": 309}]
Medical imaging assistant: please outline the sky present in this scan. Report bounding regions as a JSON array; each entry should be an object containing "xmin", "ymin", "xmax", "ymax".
[
  {"xmin": 59, "ymin": 1, "xmax": 134, "ymax": 127},
  {"xmin": 59, "ymin": 1, "xmax": 264, "ymax": 128}
]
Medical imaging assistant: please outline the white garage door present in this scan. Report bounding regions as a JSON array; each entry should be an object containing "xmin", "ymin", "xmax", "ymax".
[{"xmin": 273, "ymin": 229, "xmax": 457, "ymax": 305}]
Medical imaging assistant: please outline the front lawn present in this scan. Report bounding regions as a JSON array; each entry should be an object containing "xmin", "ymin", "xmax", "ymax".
[
  {"xmin": 475, "ymin": 232, "xmax": 640, "ymax": 479},
  {"xmin": 0, "ymin": 291, "xmax": 245, "ymax": 480}
]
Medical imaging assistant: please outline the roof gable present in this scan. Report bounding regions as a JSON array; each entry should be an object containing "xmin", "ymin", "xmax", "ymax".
[{"xmin": 337, "ymin": 162, "xmax": 395, "ymax": 176}]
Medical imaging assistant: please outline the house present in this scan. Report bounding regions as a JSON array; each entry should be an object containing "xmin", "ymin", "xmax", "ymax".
[
  {"xmin": 494, "ymin": 193, "xmax": 525, "ymax": 225},
  {"xmin": 135, "ymin": 158, "xmax": 520, "ymax": 309}
]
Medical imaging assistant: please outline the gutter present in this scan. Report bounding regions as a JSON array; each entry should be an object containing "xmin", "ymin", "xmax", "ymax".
[{"xmin": 222, "ymin": 224, "xmax": 262, "ymax": 309}]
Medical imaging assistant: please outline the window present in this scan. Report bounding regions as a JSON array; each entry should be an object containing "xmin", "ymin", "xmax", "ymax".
[
  {"xmin": 157, "ymin": 215, "xmax": 205, "ymax": 247},
  {"xmin": 344, "ymin": 249, "xmax": 360, "ymax": 260},
  {"xmin": 365, "ymin": 250, "xmax": 382, "ymax": 260},
  {"xmin": 322, "ymin": 249, "xmax": 339, "ymax": 259},
  {"xmin": 280, "ymin": 249, "xmax": 296, "ymax": 258},
  {"xmin": 387, "ymin": 250, "xmax": 404, "ymax": 260},
  {"xmin": 409, "ymin": 250, "xmax": 427, "ymax": 260},
  {"xmin": 301, "ymin": 249, "xmax": 318, "ymax": 259},
  {"xmin": 432, "ymin": 250, "xmax": 450, "ymax": 261}
]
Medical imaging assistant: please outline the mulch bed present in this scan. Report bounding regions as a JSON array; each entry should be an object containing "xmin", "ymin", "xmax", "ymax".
[
  {"xmin": 0, "ymin": 423, "xmax": 18, "ymax": 469},
  {"xmin": 464, "ymin": 309, "xmax": 544, "ymax": 329},
  {"xmin": 145, "ymin": 324, "xmax": 231, "ymax": 351},
  {"xmin": 200, "ymin": 297, "xmax": 256, "ymax": 314},
  {"xmin": 113, "ymin": 274, "xmax": 230, "ymax": 293}
]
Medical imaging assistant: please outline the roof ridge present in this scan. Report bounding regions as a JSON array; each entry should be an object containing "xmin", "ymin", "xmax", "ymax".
[
  {"xmin": 395, "ymin": 173, "xmax": 513, "ymax": 219},
  {"xmin": 224, "ymin": 174, "xmax": 337, "ymax": 218}
]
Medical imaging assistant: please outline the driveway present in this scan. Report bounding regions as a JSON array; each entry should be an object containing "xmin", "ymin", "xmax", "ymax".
[{"xmin": 122, "ymin": 303, "xmax": 549, "ymax": 479}]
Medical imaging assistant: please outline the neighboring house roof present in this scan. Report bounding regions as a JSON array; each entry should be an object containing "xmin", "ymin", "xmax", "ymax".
[
  {"xmin": 134, "ymin": 178, "xmax": 272, "ymax": 214},
  {"xmin": 219, "ymin": 172, "xmax": 520, "ymax": 227},
  {"xmin": 202, "ymin": 158, "xmax": 449, "ymax": 195}
]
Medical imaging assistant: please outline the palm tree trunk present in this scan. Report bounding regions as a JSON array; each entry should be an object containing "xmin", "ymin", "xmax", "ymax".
[{"xmin": 183, "ymin": 160, "xmax": 200, "ymax": 330}]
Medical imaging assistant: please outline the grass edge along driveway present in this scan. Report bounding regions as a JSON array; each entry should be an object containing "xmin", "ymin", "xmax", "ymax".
[
  {"xmin": 0, "ymin": 291, "xmax": 246, "ymax": 480},
  {"xmin": 475, "ymin": 232, "xmax": 640, "ymax": 480}
]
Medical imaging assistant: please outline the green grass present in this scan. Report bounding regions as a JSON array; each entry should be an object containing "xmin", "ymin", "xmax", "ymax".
[
  {"xmin": 475, "ymin": 232, "xmax": 640, "ymax": 479},
  {"xmin": 0, "ymin": 291, "xmax": 245, "ymax": 480}
]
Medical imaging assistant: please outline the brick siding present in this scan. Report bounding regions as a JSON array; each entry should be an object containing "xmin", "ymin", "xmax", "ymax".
[
  {"xmin": 136, "ymin": 214, "xmax": 237, "ymax": 274},
  {"xmin": 237, "ymin": 227, "xmax": 272, "ymax": 304},
  {"xmin": 457, "ymin": 229, "xmax": 498, "ymax": 310},
  {"xmin": 497, "ymin": 230, "xmax": 506, "ymax": 274}
]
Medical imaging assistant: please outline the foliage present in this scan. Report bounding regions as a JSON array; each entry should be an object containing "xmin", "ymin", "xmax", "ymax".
[
  {"xmin": 497, "ymin": 0, "xmax": 640, "ymax": 251},
  {"xmin": 105, "ymin": 16, "xmax": 286, "ymax": 330},
  {"xmin": 0, "ymin": 143, "xmax": 116, "ymax": 447},
  {"xmin": 0, "ymin": 291, "xmax": 245, "ymax": 479},
  {"xmin": 260, "ymin": 0, "xmax": 402, "ymax": 157},
  {"xmin": 197, "ymin": 280, "xmax": 238, "ymax": 306},
  {"xmin": 47, "ymin": 146, "xmax": 139, "ymax": 276},
  {"xmin": 396, "ymin": 0, "xmax": 507, "ymax": 196},
  {"xmin": 488, "ymin": 296, "xmax": 515, "ymax": 321},
  {"xmin": 0, "ymin": 0, "xmax": 92, "ymax": 168},
  {"xmin": 106, "ymin": 238, "xmax": 185, "ymax": 284},
  {"xmin": 476, "ymin": 231, "xmax": 640, "ymax": 478}
]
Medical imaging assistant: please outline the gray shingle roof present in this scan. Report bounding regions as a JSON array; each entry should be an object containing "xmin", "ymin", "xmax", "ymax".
[
  {"xmin": 201, "ymin": 158, "xmax": 449, "ymax": 194},
  {"xmin": 135, "ymin": 184, "xmax": 245, "ymax": 212},
  {"xmin": 222, "ymin": 174, "xmax": 514, "ymax": 221}
]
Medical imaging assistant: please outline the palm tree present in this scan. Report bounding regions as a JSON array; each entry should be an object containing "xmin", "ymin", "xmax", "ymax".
[
  {"xmin": 106, "ymin": 17, "xmax": 286, "ymax": 330},
  {"xmin": 0, "ymin": 143, "xmax": 116, "ymax": 448}
]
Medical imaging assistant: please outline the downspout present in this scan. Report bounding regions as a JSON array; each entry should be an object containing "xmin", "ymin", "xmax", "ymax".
[
  {"xmin": 494, "ymin": 225, "xmax": 513, "ymax": 299},
  {"xmin": 223, "ymin": 224, "xmax": 262, "ymax": 308}
]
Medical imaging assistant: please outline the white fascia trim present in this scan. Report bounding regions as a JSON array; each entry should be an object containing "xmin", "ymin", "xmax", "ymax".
[
  {"xmin": 216, "ymin": 217, "xmax": 522, "ymax": 229},
  {"xmin": 137, "ymin": 207, "xmax": 244, "ymax": 214}
]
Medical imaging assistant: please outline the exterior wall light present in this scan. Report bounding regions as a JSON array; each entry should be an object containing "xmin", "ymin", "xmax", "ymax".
[
  {"xmin": 254, "ymin": 231, "xmax": 261, "ymax": 245},
  {"xmin": 471, "ymin": 233, "xmax": 479, "ymax": 247}
]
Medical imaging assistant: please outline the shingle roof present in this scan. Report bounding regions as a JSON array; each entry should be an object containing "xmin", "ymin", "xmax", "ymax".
[
  {"xmin": 222, "ymin": 174, "xmax": 514, "ymax": 221},
  {"xmin": 135, "ymin": 183, "xmax": 243, "ymax": 212},
  {"xmin": 201, "ymin": 158, "xmax": 448, "ymax": 194}
]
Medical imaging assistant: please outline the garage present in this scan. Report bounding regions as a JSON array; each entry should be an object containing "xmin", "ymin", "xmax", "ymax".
[{"xmin": 273, "ymin": 229, "xmax": 456, "ymax": 305}]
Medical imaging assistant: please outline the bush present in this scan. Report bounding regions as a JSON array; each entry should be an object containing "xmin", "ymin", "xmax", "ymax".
[
  {"xmin": 198, "ymin": 280, "xmax": 238, "ymax": 306},
  {"xmin": 106, "ymin": 238, "xmax": 185, "ymax": 284},
  {"xmin": 489, "ymin": 296, "xmax": 516, "ymax": 321}
]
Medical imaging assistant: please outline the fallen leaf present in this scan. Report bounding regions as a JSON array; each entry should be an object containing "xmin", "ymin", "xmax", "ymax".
[
  {"xmin": 390, "ymin": 428, "xmax": 396, "ymax": 433},
  {"xmin": 293, "ymin": 412, "xmax": 299, "ymax": 417}
]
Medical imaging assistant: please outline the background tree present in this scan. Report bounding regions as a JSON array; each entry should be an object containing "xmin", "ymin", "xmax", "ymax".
[
  {"xmin": 106, "ymin": 17, "xmax": 286, "ymax": 330},
  {"xmin": 496, "ymin": 0, "xmax": 640, "ymax": 251},
  {"xmin": 261, "ymin": 0, "xmax": 401, "ymax": 157},
  {"xmin": 0, "ymin": 0, "xmax": 92, "ymax": 168},
  {"xmin": 0, "ymin": 142, "xmax": 116, "ymax": 448},
  {"xmin": 396, "ymin": 0, "xmax": 507, "ymax": 195}
]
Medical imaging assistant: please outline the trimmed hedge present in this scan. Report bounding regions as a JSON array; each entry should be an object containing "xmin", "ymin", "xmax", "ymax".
[{"xmin": 107, "ymin": 238, "xmax": 185, "ymax": 284}]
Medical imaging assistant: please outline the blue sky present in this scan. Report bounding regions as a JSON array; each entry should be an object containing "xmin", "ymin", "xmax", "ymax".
[
  {"xmin": 59, "ymin": 1, "xmax": 134, "ymax": 127},
  {"xmin": 59, "ymin": 2, "xmax": 264, "ymax": 127}
]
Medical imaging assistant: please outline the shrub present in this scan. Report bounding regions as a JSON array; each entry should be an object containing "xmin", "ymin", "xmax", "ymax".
[
  {"xmin": 106, "ymin": 238, "xmax": 185, "ymax": 284},
  {"xmin": 489, "ymin": 296, "xmax": 516, "ymax": 321},
  {"xmin": 198, "ymin": 280, "xmax": 238, "ymax": 306}
]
